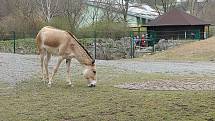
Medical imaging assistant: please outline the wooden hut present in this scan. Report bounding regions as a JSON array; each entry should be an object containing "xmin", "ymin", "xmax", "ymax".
[{"xmin": 146, "ymin": 9, "xmax": 210, "ymax": 46}]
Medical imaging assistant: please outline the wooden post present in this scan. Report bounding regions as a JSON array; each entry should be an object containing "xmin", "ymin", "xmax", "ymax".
[{"xmin": 208, "ymin": 26, "xmax": 210, "ymax": 38}]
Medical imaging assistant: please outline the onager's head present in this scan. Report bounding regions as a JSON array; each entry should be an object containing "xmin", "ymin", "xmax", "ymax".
[{"xmin": 83, "ymin": 63, "xmax": 96, "ymax": 87}]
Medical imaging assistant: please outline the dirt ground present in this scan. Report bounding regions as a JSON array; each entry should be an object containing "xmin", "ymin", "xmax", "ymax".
[{"xmin": 1, "ymin": 53, "xmax": 215, "ymax": 90}]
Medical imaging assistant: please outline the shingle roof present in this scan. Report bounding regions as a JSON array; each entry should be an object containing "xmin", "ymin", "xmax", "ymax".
[{"xmin": 147, "ymin": 9, "xmax": 210, "ymax": 26}]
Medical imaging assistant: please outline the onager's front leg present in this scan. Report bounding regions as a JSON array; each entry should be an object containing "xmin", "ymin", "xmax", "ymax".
[
  {"xmin": 48, "ymin": 56, "xmax": 64, "ymax": 87},
  {"xmin": 44, "ymin": 52, "xmax": 51, "ymax": 80},
  {"xmin": 66, "ymin": 59, "xmax": 72, "ymax": 86}
]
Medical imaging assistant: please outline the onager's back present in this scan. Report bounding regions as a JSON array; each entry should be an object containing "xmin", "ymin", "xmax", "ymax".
[{"xmin": 36, "ymin": 26, "xmax": 96, "ymax": 87}]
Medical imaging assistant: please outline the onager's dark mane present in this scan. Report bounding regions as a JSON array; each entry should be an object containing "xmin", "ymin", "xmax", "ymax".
[{"xmin": 66, "ymin": 31, "xmax": 95, "ymax": 64}]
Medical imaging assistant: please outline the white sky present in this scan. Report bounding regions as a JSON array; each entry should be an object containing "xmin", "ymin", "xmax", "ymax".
[{"xmin": 177, "ymin": 0, "xmax": 205, "ymax": 2}]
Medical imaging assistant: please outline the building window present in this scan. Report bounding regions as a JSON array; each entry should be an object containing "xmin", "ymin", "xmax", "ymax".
[
  {"xmin": 142, "ymin": 18, "xmax": 146, "ymax": 24},
  {"xmin": 137, "ymin": 17, "xmax": 140, "ymax": 25}
]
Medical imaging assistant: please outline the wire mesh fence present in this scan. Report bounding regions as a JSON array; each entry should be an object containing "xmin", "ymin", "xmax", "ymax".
[
  {"xmin": 0, "ymin": 32, "xmax": 36, "ymax": 54},
  {"xmin": 0, "ymin": 31, "xmax": 132, "ymax": 60},
  {"xmin": 0, "ymin": 28, "xmax": 214, "ymax": 59}
]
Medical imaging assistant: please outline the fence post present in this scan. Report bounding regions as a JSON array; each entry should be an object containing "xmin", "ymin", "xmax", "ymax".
[
  {"xmin": 138, "ymin": 27, "xmax": 141, "ymax": 50},
  {"xmin": 130, "ymin": 31, "xmax": 134, "ymax": 58},
  {"xmin": 94, "ymin": 31, "xmax": 97, "ymax": 59},
  {"xmin": 12, "ymin": 31, "xmax": 16, "ymax": 53}
]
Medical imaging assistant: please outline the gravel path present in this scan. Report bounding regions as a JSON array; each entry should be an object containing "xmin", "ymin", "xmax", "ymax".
[
  {"xmin": 0, "ymin": 53, "xmax": 40, "ymax": 85},
  {"xmin": 0, "ymin": 53, "xmax": 82, "ymax": 85},
  {"xmin": 1, "ymin": 53, "xmax": 215, "ymax": 90},
  {"xmin": 115, "ymin": 80, "xmax": 215, "ymax": 91},
  {"xmin": 96, "ymin": 60, "xmax": 215, "ymax": 76}
]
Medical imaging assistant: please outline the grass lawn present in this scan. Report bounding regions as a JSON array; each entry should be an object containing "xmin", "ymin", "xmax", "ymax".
[
  {"xmin": 0, "ymin": 66, "xmax": 215, "ymax": 121},
  {"xmin": 140, "ymin": 37, "xmax": 215, "ymax": 62}
]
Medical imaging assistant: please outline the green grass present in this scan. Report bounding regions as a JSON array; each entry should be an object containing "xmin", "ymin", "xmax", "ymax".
[
  {"xmin": 1, "ymin": 66, "xmax": 215, "ymax": 121},
  {"xmin": 139, "ymin": 51, "xmax": 215, "ymax": 62},
  {"xmin": 139, "ymin": 37, "xmax": 215, "ymax": 62},
  {"xmin": 0, "ymin": 38, "xmax": 36, "ymax": 54}
]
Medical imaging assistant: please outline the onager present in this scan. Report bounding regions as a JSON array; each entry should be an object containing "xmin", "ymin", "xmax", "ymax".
[{"xmin": 36, "ymin": 26, "xmax": 96, "ymax": 87}]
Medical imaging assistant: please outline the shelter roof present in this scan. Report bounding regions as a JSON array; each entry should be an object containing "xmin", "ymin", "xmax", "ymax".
[{"xmin": 147, "ymin": 9, "xmax": 210, "ymax": 26}]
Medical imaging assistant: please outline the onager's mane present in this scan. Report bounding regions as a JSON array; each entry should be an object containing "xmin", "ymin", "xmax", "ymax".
[{"xmin": 66, "ymin": 31, "xmax": 95, "ymax": 64}]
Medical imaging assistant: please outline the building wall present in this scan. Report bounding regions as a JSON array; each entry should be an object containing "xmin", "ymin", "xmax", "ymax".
[{"xmin": 81, "ymin": 4, "xmax": 151, "ymax": 28}]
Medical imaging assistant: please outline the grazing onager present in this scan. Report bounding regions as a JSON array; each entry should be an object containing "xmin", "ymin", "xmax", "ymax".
[{"xmin": 36, "ymin": 26, "xmax": 96, "ymax": 87}]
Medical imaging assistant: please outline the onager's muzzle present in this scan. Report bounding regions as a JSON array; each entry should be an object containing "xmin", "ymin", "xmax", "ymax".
[
  {"xmin": 83, "ymin": 66, "xmax": 96, "ymax": 87},
  {"xmin": 88, "ymin": 80, "xmax": 96, "ymax": 87}
]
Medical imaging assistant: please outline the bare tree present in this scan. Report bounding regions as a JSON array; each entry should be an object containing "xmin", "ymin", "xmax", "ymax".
[
  {"xmin": 189, "ymin": 0, "xmax": 196, "ymax": 15},
  {"xmin": 100, "ymin": 0, "xmax": 119, "ymax": 21},
  {"xmin": 176, "ymin": 0, "xmax": 209, "ymax": 15},
  {"xmin": 161, "ymin": 0, "xmax": 177, "ymax": 13},
  {"xmin": 116, "ymin": 0, "xmax": 129, "ymax": 22},
  {"xmin": 188, "ymin": 0, "xmax": 209, "ymax": 16},
  {"xmin": 0, "ymin": 0, "xmax": 12, "ymax": 18},
  {"xmin": 63, "ymin": 0, "xmax": 86, "ymax": 32},
  {"xmin": 198, "ymin": 0, "xmax": 215, "ymax": 23},
  {"xmin": 36, "ymin": 0, "xmax": 60, "ymax": 22},
  {"xmin": 139, "ymin": 0, "xmax": 177, "ymax": 14},
  {"xmin": 87, "ymin": 0, "xmax": 102, "ymax": 25},
  {"xmin": 15, "ymin": 0, "xmax": 41, "ymax": 32},
  {"xmin": 87, "ymin": 0, "xmax": 128, "ymax": 22}
]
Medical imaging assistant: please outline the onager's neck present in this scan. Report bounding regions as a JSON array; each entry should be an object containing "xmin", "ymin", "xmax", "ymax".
[
  {"xmin": 67, "ymin": 31, "xmax": 94, "ymax": 65},
  {"xmin": 73, "ymin": 44, "xmax": 94, "ymax": 65},
  {"xmin": 75, "ymin": 54, "xmax": 94, "ymax": 66}
]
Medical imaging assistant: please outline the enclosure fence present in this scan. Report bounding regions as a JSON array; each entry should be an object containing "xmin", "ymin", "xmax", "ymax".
[{"xmin": 0, "ymin": 29, "xmax": 214, "ymax": 59}]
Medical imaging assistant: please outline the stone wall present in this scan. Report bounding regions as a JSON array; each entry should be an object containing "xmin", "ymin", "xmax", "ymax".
[{"xmin": 88, "ymin": 37, "xmax": 131, "ymax": 60}]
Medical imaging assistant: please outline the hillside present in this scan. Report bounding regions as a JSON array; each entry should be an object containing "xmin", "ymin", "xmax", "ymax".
[{"xmin": 143, "ymin": 37, "xmax": 215, "ymax": 61}]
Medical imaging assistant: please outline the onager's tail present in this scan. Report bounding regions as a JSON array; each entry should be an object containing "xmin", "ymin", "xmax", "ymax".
[{"xmin": 35, "ymin": 32, "xmax": 42, "ymax": 55}]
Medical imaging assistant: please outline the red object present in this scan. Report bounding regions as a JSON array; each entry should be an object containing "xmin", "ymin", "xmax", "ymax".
[{"xmin": 141, "ymin": 36, "xmax": 145, "ymax": 47}]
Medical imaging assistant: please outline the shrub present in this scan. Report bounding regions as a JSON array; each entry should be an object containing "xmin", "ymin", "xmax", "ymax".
[{"xmin": 77, "ymin": 20, "xmax": 130, "ymax": 39}]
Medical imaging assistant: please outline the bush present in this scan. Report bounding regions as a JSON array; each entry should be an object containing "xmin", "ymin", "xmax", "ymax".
[
  {"xmin": 77, "ymin": 20, "xmax": 130, "ymax": 39},
  {"xmin": 41, "ymin": 17, "xmax": 72, "ymax": 32},
  {"xmin": 0, "ymin": 14, "xmax": 43, "ymax": 34}
]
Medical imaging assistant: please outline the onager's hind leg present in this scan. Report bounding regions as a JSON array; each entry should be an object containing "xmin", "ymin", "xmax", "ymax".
[
  {"xmin": 40, "ymin": 50, "xmax": 45, "ymax": 81},
  {"xmin": 66, "ymin": 59, "xmax": 72, "ymax": 86},
  {"xmin": 44, "ymin": 52, "xmax": 51, "ymax": 80},
  {"xmin": 48, "ymin": 56, "xmax": 64, "ymax": 86}
]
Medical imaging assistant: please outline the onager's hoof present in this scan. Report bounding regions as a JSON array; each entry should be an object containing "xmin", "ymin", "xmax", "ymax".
[{"xmin": 48, "ymin": 82, "xmax": 52, "ymax": 88}]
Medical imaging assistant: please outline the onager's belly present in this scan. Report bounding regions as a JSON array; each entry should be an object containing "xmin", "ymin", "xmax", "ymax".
[{"xmin": 44, "ymin": 45, "xmax": 59, "ymax": 55}]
